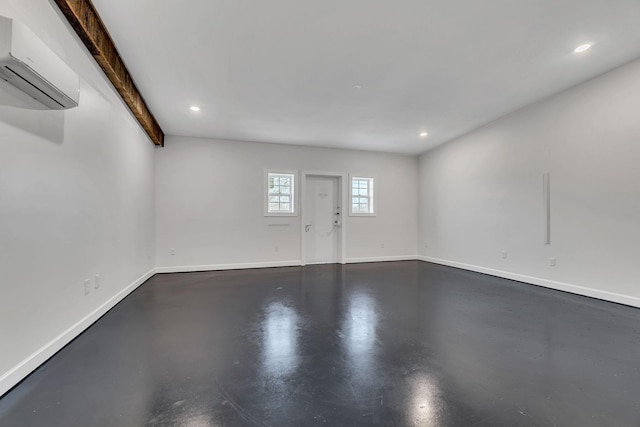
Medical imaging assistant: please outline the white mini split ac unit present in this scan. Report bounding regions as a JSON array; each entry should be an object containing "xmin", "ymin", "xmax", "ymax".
[{"xmin": 0, "ymin": 15, "xmax": 79, "ymax": 110}]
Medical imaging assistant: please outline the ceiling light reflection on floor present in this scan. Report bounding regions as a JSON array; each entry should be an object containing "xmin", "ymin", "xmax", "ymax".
[{"xmin": 409, "ymin": 373, "xmax": 444, "ymax": 426}]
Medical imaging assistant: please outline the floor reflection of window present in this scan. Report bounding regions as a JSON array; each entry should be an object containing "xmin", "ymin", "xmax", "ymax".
[
  {"xmin": 263, "ymin": 302, "xmax": 299, "ymax": 377},
  {"xmin": 347, "ymin": 293, "xmax": 377, "ymax": 353},
  {"xmin": 343, "ymin": 292, "xmax": 378, "ymax": 376}
]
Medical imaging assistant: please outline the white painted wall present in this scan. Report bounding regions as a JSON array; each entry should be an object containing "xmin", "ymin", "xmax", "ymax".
[
  {"xmin": 156, "ymin": 136, "xmax": 418, "ymax": 270},
  {"xmin": 0, "ymin": 0, "xmax": 156, "ymax": 395},
  {"xmin": 418, "ymin": 58, "xmax": 640, "ymax": 307}
]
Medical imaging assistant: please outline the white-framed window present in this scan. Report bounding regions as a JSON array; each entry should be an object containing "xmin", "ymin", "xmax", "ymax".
[
  {"xmin": 265, "ymin": 170, "xmax": 297, "ymax": 216},
  {"xmin": 350, "ymin": 175, "xmax": 375, "ymax": 216}
]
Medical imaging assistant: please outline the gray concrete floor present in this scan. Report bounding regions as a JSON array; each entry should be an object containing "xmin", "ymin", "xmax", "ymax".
[{"xmin": 1, "ymin": 261, "xmax": 639, "ymax": 426}]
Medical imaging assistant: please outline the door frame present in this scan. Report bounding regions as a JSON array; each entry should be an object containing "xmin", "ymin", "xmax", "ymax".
[{"xmin": 300, "ymin": 171, "xmax": 347, "ymax": 266}]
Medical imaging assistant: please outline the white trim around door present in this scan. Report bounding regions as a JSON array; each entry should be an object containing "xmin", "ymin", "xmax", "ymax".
[{"xmin": 300, "ymin": 171, "xmax": 347, "ymax": 265}]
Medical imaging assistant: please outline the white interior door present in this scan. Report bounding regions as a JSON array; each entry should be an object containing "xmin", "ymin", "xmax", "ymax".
[{"xmin": 304, "ymin": 176, "xmax": 340, "ymax": 264}]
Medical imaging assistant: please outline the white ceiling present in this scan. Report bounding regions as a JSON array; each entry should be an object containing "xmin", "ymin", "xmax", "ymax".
[{"xmin": 91, "ymin": 0, "xmax": 640, "ymax": 155}]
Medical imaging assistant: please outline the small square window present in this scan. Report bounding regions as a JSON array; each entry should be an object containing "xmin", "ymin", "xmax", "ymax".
[
  {"xmin": 265, "ymin": 171, "xmax": 297, "ymax": 216},
  {"xmin": 350, "ymin": 176, "xmax": 375, "ymax": 216}
]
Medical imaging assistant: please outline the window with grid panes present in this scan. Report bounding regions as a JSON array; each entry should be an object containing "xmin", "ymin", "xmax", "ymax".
[
  {"xmin": 267, "ymin": 172, "xmax": 295, "ymax": 214},
  {"xmin": 350, "ymin": 176, "xmax": 375, "ymax": 215}
]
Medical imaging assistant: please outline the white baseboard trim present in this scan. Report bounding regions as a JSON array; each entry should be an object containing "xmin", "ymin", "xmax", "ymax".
[
  {"xmin": 0, "ymin": 268, "xmax": 157, "ymax": 397},
  {"xmin": 155, "ymin": 260, "xmax": 303, "ymax": 274},
  {"xmin": 346, "ymin": 255, "xmax": 418, "ymax": 264},
  {"xmin": 418, "ymin": 255, "xmax": 640, "ymax": 308},
  {"xmin": 157, "ymin": 257, "xmax": 422, "ymax": 272}
]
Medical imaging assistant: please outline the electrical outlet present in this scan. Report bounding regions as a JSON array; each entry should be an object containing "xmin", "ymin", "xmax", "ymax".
[
  {"xmin": 170, "ymin": 248, "xmax": 176, "ymax": 256},
  {"xmin": 501, "ymin": 251, "xmax": 508, "ymax": 259},
  {"xmin": 94, "ymin": 274, "xmax": 100, "ymax": 290},
  {"xmin": 549, "ymin": 258, "xmax": 557, "ymax": 267},
  {"xmin": 380, "ymin": 243, "xmax": 385, "ymax": 248},
  {"xmin": 274, "ymin": 245, "xmax": 279, "ymax": 252},
  {"xmin": 84, "ymin": 279, "xmax": 91, "ymax": 295}
]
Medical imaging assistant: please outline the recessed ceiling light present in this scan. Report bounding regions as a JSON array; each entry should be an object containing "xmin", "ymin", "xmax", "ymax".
[
  {"xmin": 353, "ymin": 84, "xmax": 363, "ymax": 89},
  {"xmin": 420, "ymin": 132, "xmax": 429, "ymax": 137},
  {"xmin": 190, "ymin": 106, "xmax": 201, "ymax": 112},
  {"xmin": 574, "ymin": 43, "xmax": 592, "ymax": 53}
]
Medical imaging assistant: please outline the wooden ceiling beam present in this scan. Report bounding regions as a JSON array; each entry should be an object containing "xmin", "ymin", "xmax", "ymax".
[{"xmin": 52, "ymin": 0, "xmax": 165, "ymax": 146}]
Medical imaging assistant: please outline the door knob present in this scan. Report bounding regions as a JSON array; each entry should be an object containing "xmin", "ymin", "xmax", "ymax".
[{"xmin": 305, "ymin": 224, "xmax": 312, "ymax": 232}]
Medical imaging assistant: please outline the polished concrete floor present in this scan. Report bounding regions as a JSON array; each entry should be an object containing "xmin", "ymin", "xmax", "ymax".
[{"xmin": 1, "ymin": 261, "xmax": 640, "ymax": 426}]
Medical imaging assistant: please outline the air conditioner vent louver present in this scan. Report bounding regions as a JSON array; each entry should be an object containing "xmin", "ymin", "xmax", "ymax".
[{"xmin": 0, "ymin": 16, "xmax": 79, "ymax": 110}]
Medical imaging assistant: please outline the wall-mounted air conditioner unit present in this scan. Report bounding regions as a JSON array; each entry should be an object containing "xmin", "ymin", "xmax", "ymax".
[{"xmin": 0, "ymin": 15, "xmax": 79, "ymax": 110}]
